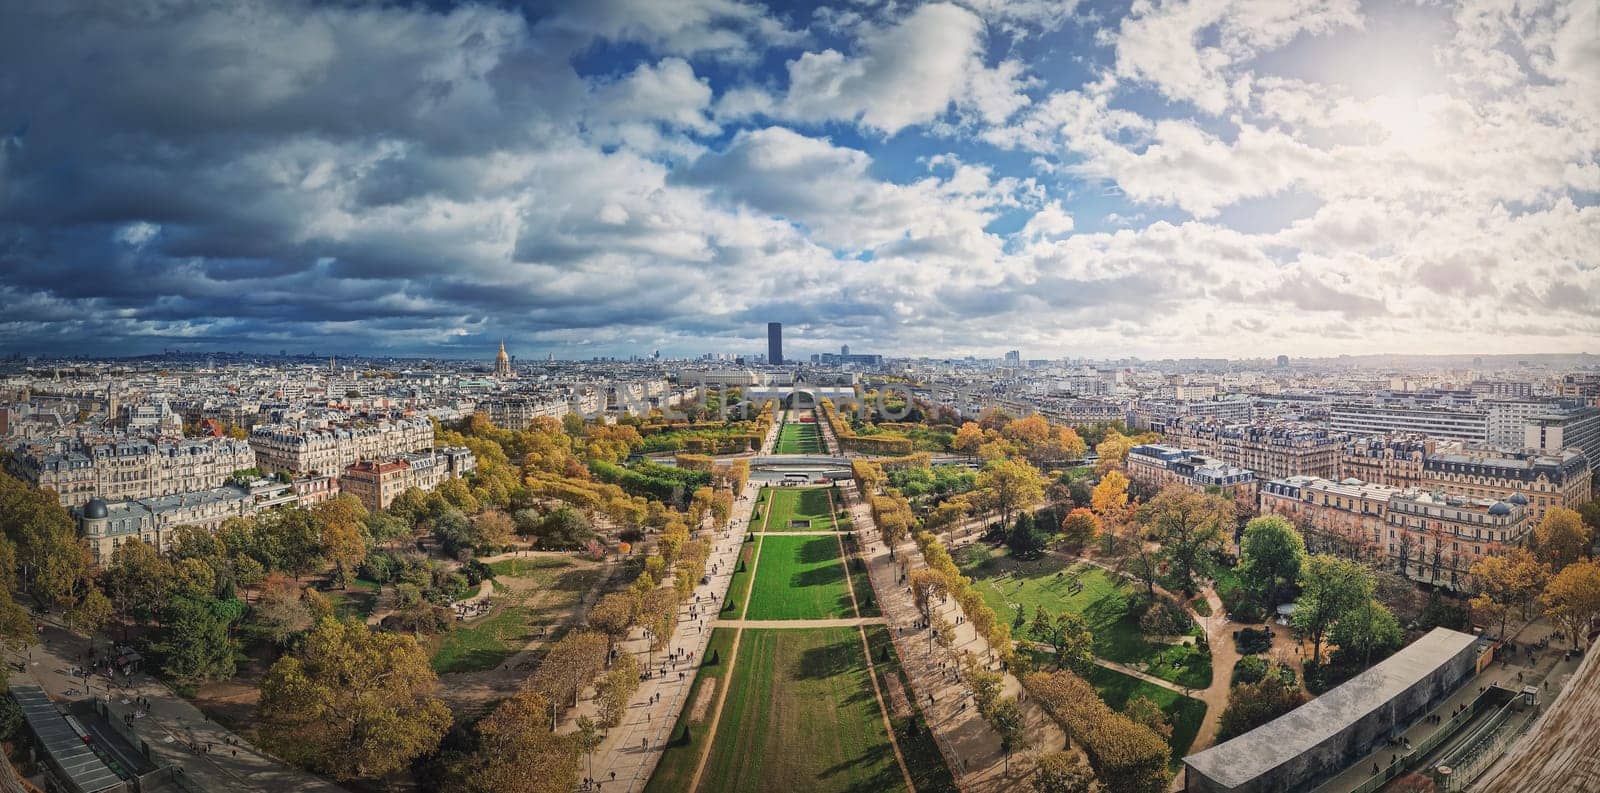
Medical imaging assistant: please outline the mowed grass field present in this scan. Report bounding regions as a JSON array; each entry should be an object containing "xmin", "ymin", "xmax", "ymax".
[
  {"xmin": 721, "ymin": 540, "xmax": 758, "ymax": 617},
  {"xmin": 644, "ymin": 628, "xmax": 739, "ymax": 793},
  {"xmin": 745, "ymin": 534, "xmax": 854, "ymax": 620},
  {"xmin": 697, "ymin": 628, "xmax": 905, "ymax": 793},
  {"xmin": 776, "ymin": 420, "xmax": 825, "ymax": 454},
  {"xmin": 763, "ymin": 487, "xmax": 837, "ymax": 531},
  {"xmin": 964, "ymin": 554, "xmax": 1211, "ymax": 689}
]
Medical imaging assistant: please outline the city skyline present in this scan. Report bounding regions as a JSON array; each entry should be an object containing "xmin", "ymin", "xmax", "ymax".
[{"xmin": 1, "ymin": 0, "xmax": 1595, "ymax": 360}]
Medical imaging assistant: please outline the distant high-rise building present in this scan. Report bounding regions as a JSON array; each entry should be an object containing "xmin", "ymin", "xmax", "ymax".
[
  {"xmin": 1277, "ymin": 354, "xmax": 1290, "ymax": 367},
  {"xmin": 768, "ymin": 322, "xmax": 783, "ymax": 365},
  {"xmin": 841, "ymin": 344, "xmax": 850, "ymax": 356},
  {"xmin": 1004, "ymin": 350, "xmax": 1021, "ymax": 365}
]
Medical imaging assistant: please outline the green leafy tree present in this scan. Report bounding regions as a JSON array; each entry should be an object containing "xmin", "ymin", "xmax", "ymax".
[
  {"xmin": 155, "ymin": 594, "xmax": 242, "ymax": 682},
  {"xmin": 1238, "ymin": 515, "xmax": 1306, "ymax": 606},
  {"xmin": 1219, "ymin": 676, "xmax": 1308, "ymax": 740},
  {"xmin": 1292, "ymin": 555, "xmax": 1375, "ymax": 663},
  {"xmin": 1329, "ymin": 599, "xmax": 1403, "ymax": 667},
  {"xmin": 1007, "ymin": 511, "xmax": 1048, "ymax": 559},
  {"xmin": 976, "ymin": 458, "xmax": 1045, "ymax": 528}
]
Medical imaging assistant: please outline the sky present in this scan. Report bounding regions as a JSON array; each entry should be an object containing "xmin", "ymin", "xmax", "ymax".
[{"xmin": 0, "ymin": 0, "xmax": 1596, "ymax": 362}]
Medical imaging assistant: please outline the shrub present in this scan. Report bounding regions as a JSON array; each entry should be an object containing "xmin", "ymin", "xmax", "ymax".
[
  {"xmin": 1218, "ymin": 582, "xmax": 1266, "ymax": 623},
  {"xmin": 1231, "ymin": 655, "xmax": 1269, "ymax": 686},
  {"xmin": 1233, "ymin": 627, "xmax": 1273, "ymax": 655}
]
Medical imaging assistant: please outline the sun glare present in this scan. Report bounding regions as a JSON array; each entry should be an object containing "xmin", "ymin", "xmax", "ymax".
[{"xmin": 1366, "ymin": 92, "xmax": 1441, "ymax": 150}]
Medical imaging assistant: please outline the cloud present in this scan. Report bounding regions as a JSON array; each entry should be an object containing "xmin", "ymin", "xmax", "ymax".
[
  {"xmin": 772, "ymin": 3, "xmax": 1029, "ymax": 134},
  {"xmin": 0, "ymin": 0, "xmax": 1594, "ymax": 359}
]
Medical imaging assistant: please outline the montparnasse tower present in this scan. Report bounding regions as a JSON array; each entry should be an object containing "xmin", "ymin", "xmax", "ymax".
[{"xmin": 494, "ymin": 339, "xmax": 513, "ymax": 378}]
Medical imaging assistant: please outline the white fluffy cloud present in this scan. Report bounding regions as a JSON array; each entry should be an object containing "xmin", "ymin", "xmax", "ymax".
[{"xmin": 764, "ymin": 3, "xmax": 1029, "ymax": 134}]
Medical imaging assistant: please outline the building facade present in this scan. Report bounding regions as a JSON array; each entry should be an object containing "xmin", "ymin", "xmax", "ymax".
[
  {"xmin": 8, "ymin": 437, "xmax": 256, "ymax": 508},
  {"xmin": 1386, "ymin": 490, "xmax": 1531, "ymax": 591},
  {"xmin": 1258, "ymin": 476, "xmax": 1398, "ymax": 561},
  {"xmin": 247, "ymin": 416, "xmax": 433, "ymax": 475},
  {"xmin": 1420, "ymin": 450, "xmax": 1591, "ymax": 523},
  {"xmin": 1339, "ymin": 436, "xmax": 1432, "ymax": 489},
  {"xmin": 1166, "ymin": 419, "xmax": 1347, "ymax": 480},
  {"xmin": 78, "ymin": 487, "xmax": 253, "ymax": 564},
  {"xmin": 1329, "ymin": 403, "xmax": 1489, "ymax": 443},
  {"xmin": 1127, "ymin": 444, "xmax": 1258, "ymax": 506}
]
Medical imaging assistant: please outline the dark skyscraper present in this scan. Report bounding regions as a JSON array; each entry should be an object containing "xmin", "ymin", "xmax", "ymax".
[{"xmin": 767, "ymin": 322, "xmax": 783, "ymax": 365}]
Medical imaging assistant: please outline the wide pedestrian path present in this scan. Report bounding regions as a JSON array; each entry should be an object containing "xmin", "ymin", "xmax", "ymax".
[
  {"xmin": 845, "ymin": 480, "xmax": 1066, "ymax": 791},
  {"xmin": 569, "ymin": 419, "xmax": 779, "ymax": 792},
  {"xmin": 11, "ymin": 620, "xmax": 345, "ymax": 793}
]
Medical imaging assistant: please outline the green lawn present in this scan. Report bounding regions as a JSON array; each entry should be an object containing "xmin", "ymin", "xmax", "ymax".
[
  {"xmin": 325, "ymin": 577, "xmax": 379, "ymax": 621},
  {"xmin": 430, "ymin": 562, "xmax": 601, "ymax": 674},
  {"xmin": 965, "ymin": 554, "xmax": 1210, "ymax": 689},
  {"xmin": 698, "ymin": 628, "xmax": 905, "ymax": 793},
  {"xmin": 746, "ymin": 535, "xmax": 854, "ymax": 620},
  {"xmin": 764, "ymin": 487, "xmax": 837, "ymax": 531},
  {"xmin": 1083, "ymin": 665, "xmax": 1207, "ymax": 768},
  {"xmin": 864, "ymin": 626, "xmax": 958, "ymax": 793},
  {"xmin": 487, "ymin": 556, "xmax": 572, "ymax": 579},
  {"xmin": 721, "ymin": 540, "xmax": 758, "ymax": 617},
  {"xmin": 776, "ymin": 421, "xmax": 825, "ymax": 454},
  {"xmin": 644, "ymin": 628, "xmax": 739, "ymax": 793}
]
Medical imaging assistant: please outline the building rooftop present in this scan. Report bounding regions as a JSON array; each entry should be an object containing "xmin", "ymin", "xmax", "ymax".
[{"xmin": 1185, "ymin": 628, "xmax": 1480, "ymax": 789}]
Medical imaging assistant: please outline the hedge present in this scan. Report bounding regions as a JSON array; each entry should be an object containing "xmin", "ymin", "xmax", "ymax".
[{"xmin": 1023, "ymin": 670, "xmax": 1172, "ymax": 793}]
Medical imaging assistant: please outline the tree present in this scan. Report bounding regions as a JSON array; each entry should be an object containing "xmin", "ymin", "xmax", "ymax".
[
  {"xmin": 252, "ymin": 574, "xmax": 316, "ymax": 645},
  {"xmin": 1139, "ymin": 485, "xmax": 1229, "ymax": 596},
  {"xmin": 1090, "ymin": 470, "xmax": 1130, "ymax": 517},
  {"xmin": 989, "ymin": 696, "xmax": 1030, "ymax": 771},
  {"xmin": 1541, "ymin": 560, "xmax": 1600, "ymax": 649},
  {"xmin": 257, "ymin": 618, "xmax": 451, "ymax": 780},
  {"xmin": 454, "ymin": 686, "xmax": 580, "ymax": 793},
  {"xmin": 471, "ymin": 509, "xmax": 516, "ymax": 550},
  {"xmin": 155, "ymin": 594, "xmax": 242, "ymax": 682},
  {"xmin": 952, "ymin": 422, "xmax": 985, "ymax": 456},
  {"xmin": 575, "ymin": 716, "xmax": 604, "ymax": 780},
  {"xmin": 1094, "ymin": 430, "xmax": 1135, "ymax": 475},
  {"xmin": 261, "ymin": 506, "xmax": 323, "ymax": 580},
  {"xmin": 1049, "ymin": 612, "xmax": 1095, "ymax": 675},
  {"xmin": 1060, "ymin": 508, "xmax": 1100, "ymax": 551},
  {"xmin": 100, "ymin": 538, "xmax": 175, "ymax": 632},
  {"xmin": 1218, "ymin": 677, "xmax": 1308, "ymax": 740},
  {"xmin": 313, "ymin": 496, "xmax": 369, "ymax": 586},
  {"xmin": 1534, "ymin": 507, "xmax": 1590, "ymax": 571},
  {"xmin": 588, "ymin": 592, "xmax": 638, "ymax": 651},
  {"xmin": 1469, "ymin": 548, "xmax": 1549, "ymax": 639},
  {"xmin": 1238, "ymin": 515, "xmax": 1306, "ymax": 607},
  {"xmin": 1032, "ymin": 751, "xmax": 1094, "ymax": 793},
  {"xmin": 536, "ymin": 507, "xmax": 594, "ymax": 548},
  {"xmin": 909, "ymin": 568, "xmax": 948, "ymax": 623},
  {"xmin": 1329, "ymin": 599, "xmax": 1402, "ymax": 667},
  {"xmin": 1292, "ymin": 554, "xmax": 1375, "ymax": 664},
  {"xmin": 1007, "ymin": 512, "xmax": 1048, "ymax": 559},
  {"xmin": 977, "ymin": 459, "xmax": 1045, "ymax": 528},
  {"xmin": 1122, "ymin": 696, "xmax": 1172, "ymax": 740}
]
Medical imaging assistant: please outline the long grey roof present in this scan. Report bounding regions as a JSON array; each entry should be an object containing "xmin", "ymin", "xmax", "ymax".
[
  {"xmin": 9, "ymin": 685, "xmax": 124, "ymax": 793},
  {"xmin": 1184, "ymin": 628, "xmax": 1479, "ymax": 789}
]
